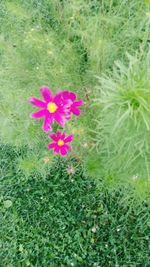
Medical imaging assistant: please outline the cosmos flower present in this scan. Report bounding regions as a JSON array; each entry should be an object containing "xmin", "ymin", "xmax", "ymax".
[
  {"xmin": 47, "ymin": 131, "xmax": 73, "ymax": 156},
  {"xmin": 60, "ymin": 91, "xmax": 84, "ymax": 120},
  {"xmin": 29, "ymin": 87, "xmax": 84, "ymax": 132},
  {"xmin": 29, "ymin": 86, "xmax": 67, "ymax": 132}
]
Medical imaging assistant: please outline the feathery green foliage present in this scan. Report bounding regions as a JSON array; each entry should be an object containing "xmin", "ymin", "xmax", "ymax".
[{"xmin": 87, "ymin": 52, "xmax": 150, "ymax": 198}]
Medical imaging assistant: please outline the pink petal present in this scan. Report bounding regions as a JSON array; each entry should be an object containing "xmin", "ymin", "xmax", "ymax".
[
  {"xmin": 31, "ymin": 109, "xmax": 46, "ymax": 119},
  {"xmin": 63, "ymin": 144, "xmax": 71, "ymax": 150},
  {"xmin": 60, "ymin": 146, "xmax": 68, "ymax": 156},
  {"xmin": 60, "ymin": 132, "xmax": 66, "ymax": 140},
  {"xmin": 71, "ymin": 106, "xmax": 81, "ymax": 116},
  {"xmin": 56, "ymin": 131, "xmax": 61, "ymax": 139},
  {"xmin": 62, "ymin": 91, "xmax": 69, "ymax": 99},
  {"xmin": 63, "ymin": 100, "xmax": 73, "ymax": 111},
  {"xmin": 64, "ymin": 111, "xmax": 72, "ymax": 120},
  {"xmin": 64, "ymin": 134, "xmax": 74, "ymax": 143},
  {"xmin": 29, "ymin": 97, "xmax": 46, "ymax": 108},
  {"xmin": 54, "ymin": 113, "xmax": 65, "ymax": 127},
  {"xmin": 42, "ymin": 116, "xmax": 52, "ymax": 132},
  {"xmin": 47, "ymin": 143, "xmax": 56, "ymax": 149},
  {"xmin": 74, "ymin": 100, "xmax": 84, "ymax": 106},
  {"xmin": 40, "ymin": 86, "xmax": 53, "ymax": 102},
  {"xmin": 54, "ymin": 92, "xmax": 63, "ymax": 105},
  {"xmin": 50, "ymin": 133, "xmax": 58, "ymax": 142},
  {"xmin": 63, "ymin": 91, "xmax": 76, "ymax": 101},
  {"xmin": 69, "ymin": 92, "xmax": 76, "ymax": 101},
  {"xmin": 54, "ymin": 145, "xmax": 60, "ymax": 154}
]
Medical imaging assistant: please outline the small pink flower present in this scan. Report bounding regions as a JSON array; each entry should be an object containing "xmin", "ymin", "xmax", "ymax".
[
  {"xmin": 60, "ymin": 91, "xmax": 84, "ymax": 120},
  {"xmin": 47, "ymin": 131, "xmax": 73, "ymax": 156},
  {"xmin": 29, "ymin": 86, "xmax": 67, "ymax": 132}
]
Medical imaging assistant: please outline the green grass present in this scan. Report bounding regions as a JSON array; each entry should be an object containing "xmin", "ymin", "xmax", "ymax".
[{"xmin": 1, "ymin": 145, "xmax": 150, "ymax": 266}]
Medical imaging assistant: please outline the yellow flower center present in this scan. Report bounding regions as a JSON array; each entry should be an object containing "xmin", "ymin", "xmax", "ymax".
[
  {"xmin": 47, "ymin": 102, "xmax": 58, "ymax": 113},
  {"xmin": 58, "ymin": 139, "xmax": 64, "ymax": 146}
]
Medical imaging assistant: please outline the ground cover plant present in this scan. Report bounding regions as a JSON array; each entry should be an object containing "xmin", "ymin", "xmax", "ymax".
[
  {"xmin": 1, "ymin": 145, "xmax": 150, "ymax": 266},
  {"xmin": 0, "ymin": 0, "xmax": 150, "ymax": 266}
]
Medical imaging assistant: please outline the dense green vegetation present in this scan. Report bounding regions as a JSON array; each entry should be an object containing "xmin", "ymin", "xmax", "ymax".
[
  {"xmin": 1, "ymin": 0, "xmax": 150, "ymax": 266},
  {"xmin": 1, "ymin": 145, "xmax": 150, "ymax": 266}
]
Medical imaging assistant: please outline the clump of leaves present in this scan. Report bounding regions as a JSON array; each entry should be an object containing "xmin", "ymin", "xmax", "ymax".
[{"xmin": 92, "ymin": 52, "xmax": 150, "ymax": 197}]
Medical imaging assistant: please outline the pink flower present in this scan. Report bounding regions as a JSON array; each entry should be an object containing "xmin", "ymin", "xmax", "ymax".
[
  {"xmin": 47, "ymin": 131, "xmax": 73, "ymax": 156},
  {"xmin": 29, "ymin": 86, "xmax": 67, "ymax": 132},
  {"xmin": 60, "ymin": 91, "xmax": 84, "ymax": 120}
]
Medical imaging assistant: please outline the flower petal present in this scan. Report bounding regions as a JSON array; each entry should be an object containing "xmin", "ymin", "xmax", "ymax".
[
  {"xmin": 71, "ymin": 106, "xmax": 81, "ymax": 116},
  {"xmin": 56, "ymin": 131, "xmax": 61, "ymax": 139},
  {"xmin": 40, "ymin": 86, "xmax": 53, "ymax": 102},
  {"xmin": 29, "ymin": 97, "xmax": 46, "ymax": 108},
  {"xmin": 54, "ymin": 145, "xmax": 60, "ymax": 154},
  {"xmin": 63, "ymin": 91, "xmax": 76, "ymax": 101},
  {"xmin": 50, "ymin": 133, "xmax": 59, "ymax": 142},
  {"xmin": 54, "ymin": 91, "xmax": 63, "ymax": 105},
  {"xmin": 64, "ymin": 134, "xmax": 74, "ymax": 143},
  {"xmin": 42, "ymin": 116, "xmax": 52, "ymax": 132},
  {"xmin": 74, "ymin": 100, "xmax": 84, "ymax": 106},
  {"xmin": 47, "ymin": 143, "xmax": 56, "ymax": 149},
  {"xmin": 64, "ymin": 111, "xmax": 72, "ymax": 120},
  {"xmin": 60, "ymin": 146, "xmax": 68, "ymax": 156},
  {"xmin": 54, "ymin": 113, "xmax": 65, "ymax": 127},
  {"xmin": 60, "ymin": 132, "xmax": 66, "ymax": 140},
  {"xmin": 69, "ymin": 91, "xmax": 76, "ymax": 101},
  {"xmin": 63, "ymin": 144, "xmax": 71, "ymax": 150},
  {"xmin": 31, "ymin": 109, "xmax": 46, "ymax": 119}
]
